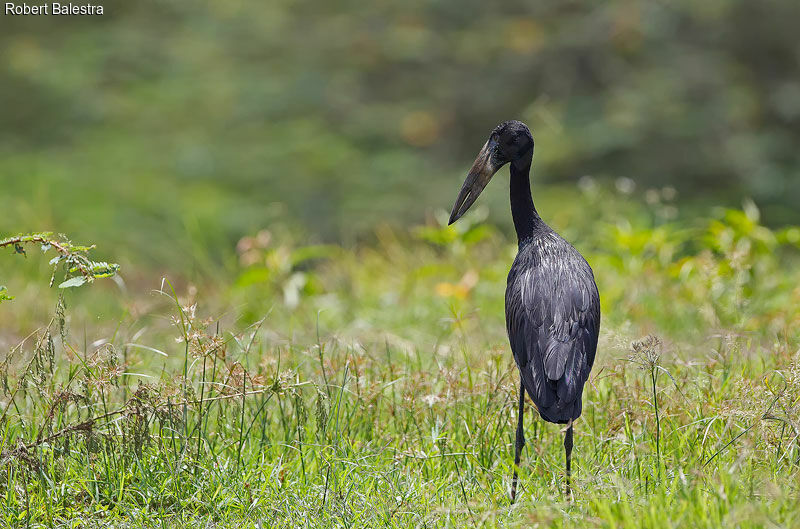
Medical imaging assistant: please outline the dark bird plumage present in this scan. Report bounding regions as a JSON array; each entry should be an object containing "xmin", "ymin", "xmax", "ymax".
[
  {"xmin": 448, "ymin": 120, "xmax": 600, "ymax": 501},
  {"xmin": 505, "ymin": 227, "xmax": 600, "ymax": 424}
]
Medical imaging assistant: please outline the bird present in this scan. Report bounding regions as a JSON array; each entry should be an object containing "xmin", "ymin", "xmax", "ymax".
[{"xmin": 448, "ymin": 120, "xmax": 600, "ymax": 502}]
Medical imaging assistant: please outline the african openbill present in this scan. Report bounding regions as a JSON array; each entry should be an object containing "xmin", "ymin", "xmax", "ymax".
[{"xmin": 448, "ymin": 120, "xmax": 600, "ymax": 501}]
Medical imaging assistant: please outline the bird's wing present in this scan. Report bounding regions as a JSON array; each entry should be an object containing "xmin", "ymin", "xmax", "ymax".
[{"xmin": 506, "ymin": 258, "xmax": 600, "ymax": 414}]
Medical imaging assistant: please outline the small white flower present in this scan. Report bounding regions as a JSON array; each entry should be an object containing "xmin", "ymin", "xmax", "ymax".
[{"xmin": 422, "ymin": 394, "xmax": 441, "ymax": 407}]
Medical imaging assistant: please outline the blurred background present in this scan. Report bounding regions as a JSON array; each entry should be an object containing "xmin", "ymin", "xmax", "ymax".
[
  {"xmin": 2, "ymin": 0, "xmax": 800, "ymax": 275},
  {"xmin": 4, "ymin": 4, "xmax": 800, "ymax": 523}
]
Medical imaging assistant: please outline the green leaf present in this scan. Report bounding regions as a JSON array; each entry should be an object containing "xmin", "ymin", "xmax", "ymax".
[
  {"xmin": 70, "ymin": 244, "xmax": 95, "ymax": 252},
  {"xmin": 0, "ymin": 285, "xmax": 13, "ymax": 303},
  {"xmin": 236, "ymin": 267, "xmax": 271, "ymax": 288},
  {"xmin": 58, "ymin": 276, "xmax": 88, "ymax": 289},
  {"xmin": 290, "ymin": 245, "xmax": 340, "ymax": 266},
  {"xmin": 88, "ymin": 261, "xmax": 120, "ymax": 278}
]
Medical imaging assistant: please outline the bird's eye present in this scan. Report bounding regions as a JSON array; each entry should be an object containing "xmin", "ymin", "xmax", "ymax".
[{"xmin": 491, "ymin": 133, "xmax": 499, "ymax": 142}]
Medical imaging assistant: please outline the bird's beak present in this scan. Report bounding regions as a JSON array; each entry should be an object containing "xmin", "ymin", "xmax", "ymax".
[{"xmin": 448, "ymin": 139, "xmax": 501, "ymax": 225}]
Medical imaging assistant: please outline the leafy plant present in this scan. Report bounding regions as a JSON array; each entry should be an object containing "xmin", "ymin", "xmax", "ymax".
[
  {"xmin": 0, "ymin": 232, "xmax": 119, "ymax": 302},
  {"xmin": 0, "ymin": 286, "xmax": 12, "ymax": 302},
  {"xmin": 234, "ymin": 229, "xmax": 340, "ymax": 311}
]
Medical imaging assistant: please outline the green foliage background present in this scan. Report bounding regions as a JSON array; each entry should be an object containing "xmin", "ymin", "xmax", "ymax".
[{"xmin": 2, "ymin": 0, "xmax": 800, "ymax": 273}]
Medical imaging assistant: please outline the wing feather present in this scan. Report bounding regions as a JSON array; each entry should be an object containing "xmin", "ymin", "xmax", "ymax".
[{"xmin": 505, "ymin": 236, "xmax": 600, "ymax": 423}]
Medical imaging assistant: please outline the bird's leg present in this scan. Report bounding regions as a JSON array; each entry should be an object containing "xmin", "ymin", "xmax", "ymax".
[
  {"xmin": 564, "ymin": 420, "xmax": 574, "ymax": 501},
  {"xmin": 511, "ymin": 382, "xmax": 525, "ymax": 503}
]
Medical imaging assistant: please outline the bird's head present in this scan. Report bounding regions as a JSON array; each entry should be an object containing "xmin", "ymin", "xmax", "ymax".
[{"xmin": 448, "ymin": 120, "xmax": 534, "ymax": 225}]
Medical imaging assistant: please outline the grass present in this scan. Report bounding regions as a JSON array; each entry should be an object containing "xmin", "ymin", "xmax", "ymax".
[{"xmin": 1, "ymin": 191, "xmax": 799, "ymax": 528}]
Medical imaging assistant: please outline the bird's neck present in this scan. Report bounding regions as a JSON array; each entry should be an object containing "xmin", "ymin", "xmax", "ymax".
[{"xmin": 509, "ymin": 158, "xmax": 541, "ymax": 244}]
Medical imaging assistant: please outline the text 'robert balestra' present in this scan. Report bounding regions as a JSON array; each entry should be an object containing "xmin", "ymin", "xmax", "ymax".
[{"xmin": 5, "ymin": 3, "xmax": 104, "ymax": 15}]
